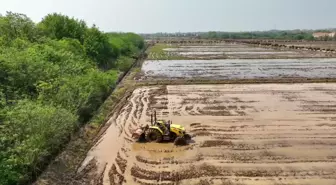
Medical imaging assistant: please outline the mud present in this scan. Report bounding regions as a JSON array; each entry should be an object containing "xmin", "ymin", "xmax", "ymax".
[
  {"xmin": 34, "ymin": 41, "xmax": 336, "ymax": 185},
  {"xmin": 177, "ymin": 51, "xmax": 227, "ymax": 55},
  {"xmin": 79, "ymin": 84, "xmax": 336, "ymax": 185},
  {"xmin": 141, "ymin": 58, "xmax": 336, "ymax": 80},
  {"xmin": 229, "ymin": 40, "xmax": 336, "ymax": 56},
  {"xmin": 164, "ymin": 47, "xmax": 269, "ymax": 52},
  {"xmin": 173, "ymin": 51, "xmax": 305, "ymax": 59},
  {"xmin": 157, "ymin": 42, "xmax": 333, "ymax": 59},
  {"xmin": 270, "ymin": 41, "xmax": 336, "ymax": 51}
]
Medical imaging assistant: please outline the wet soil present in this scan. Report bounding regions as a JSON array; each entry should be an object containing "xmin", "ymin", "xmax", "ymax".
[
  {"xmin": 159, "ymin": 43, "xmax": 333, "ymax": 59},
  {"xmin": 78, "ymin": 84, "xmax": 336, "ymax": 185},
  {"xmin": 141, "ymin": 58, "xmax": 336, "ymax": 80}
]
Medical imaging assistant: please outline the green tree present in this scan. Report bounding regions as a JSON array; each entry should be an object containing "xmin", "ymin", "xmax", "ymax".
[
  {"xmin": 0, "ymin": 11, "xmax": 144, "ymax": 185},
  {"xmin": 208, "ymin": 31, "xmax": 218, "ymax": 38},
  {"xmin": 0, "ymin": 100, "xmax": 77, "ymax": 185},
  {"xmin": 115, "ymin": 56, "xmax": 134, "ymax": 72},
  {"xmin": 39, "ymin": 69, "xmax": 118, "ymax": 122},
  {"xmin": 84, "ymin": 26, "xmax": 113, "ymax": 69},
  {"xmin": 294, "ymin": 34, "xmax": 304, "ymax": 40},
  {"xmin": 107, "ymin": 32, "xmax": 145, "ymax": 58},
  {"xmin": 304, "ymin": 35, "xmax": 315, "ymax": 41},
  {"xmin": 38, "ymin": 13, "xmax": 87, "ymax": 43},
  {"xmin": 0, "ymin": 12, "xmax": 39, "ymax": 44}
]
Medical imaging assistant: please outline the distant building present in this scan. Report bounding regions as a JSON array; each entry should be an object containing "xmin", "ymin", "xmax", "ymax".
[{"xmin": 313, "ymin": 32, "xmax": 336, "ymax": 39}]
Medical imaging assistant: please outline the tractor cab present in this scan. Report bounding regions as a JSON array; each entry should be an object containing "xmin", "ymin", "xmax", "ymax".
[{"xmin": 155, "ymin": 120, "xmax": 171, "ymax": 135}]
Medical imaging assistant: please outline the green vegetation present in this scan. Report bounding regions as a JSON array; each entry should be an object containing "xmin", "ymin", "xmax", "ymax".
[
  {"xmin": 200, "ymin": 31, "xmax": 315, "ymax": 40},
  {"xmin": 141, "ymin": 30, "xmax": 317, "ymax": 41},
  {"xmin": 147, "ymin": 44, "xmax": 186, "ymax": 60},
  {"xmin": 0, "ymin": 11, "xmax": 144, "ymax": 185}
]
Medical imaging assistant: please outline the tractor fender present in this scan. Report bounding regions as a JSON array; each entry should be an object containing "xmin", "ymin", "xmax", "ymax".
[{"xmin": 148, "ymin": 126, "xmax": 164, "ymax": 134}]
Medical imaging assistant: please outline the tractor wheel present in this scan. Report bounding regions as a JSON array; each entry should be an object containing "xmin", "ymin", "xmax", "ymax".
[
  {"xmin": 169, "ymin": 132, "xmax": 177, "ymax": 141},
  {"xmin": 145, "ymin": 128, "xmax": 163, "ymax": 143},
  {"xmin": 138, "ymin": 133, "xmax": 146, "ymax": 143},
  {"xmin": 184, "ymin": 134, "xmax": 192, "ymax": 141},
  {"xmin": 174, "ymin": 136, "xmax": 187, "ymax": 146}
]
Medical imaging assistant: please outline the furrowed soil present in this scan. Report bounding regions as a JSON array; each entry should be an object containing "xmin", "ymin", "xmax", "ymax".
[{"xmin": 78, "ymin": 84, "xmax": 336, "ymax": 185}]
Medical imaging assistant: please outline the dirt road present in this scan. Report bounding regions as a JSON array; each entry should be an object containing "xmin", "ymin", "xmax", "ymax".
[{"xmin": 80, "ymin": 83, "xmax": 336, "ymax": 185}]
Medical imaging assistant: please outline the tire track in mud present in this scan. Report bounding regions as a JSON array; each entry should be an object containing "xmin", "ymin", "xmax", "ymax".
[
  {"xmin": 78, "ymin": 87, "xmax": 160, "ymax": 185},
  {"xmin": 79, "ymin": 84, "xmax": 336, "ymax": 185}
]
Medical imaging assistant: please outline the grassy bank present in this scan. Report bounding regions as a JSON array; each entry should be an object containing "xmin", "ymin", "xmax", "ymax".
[{"xmin": 146, "ymin": 44, "xmax": 187, "ymax": 60}]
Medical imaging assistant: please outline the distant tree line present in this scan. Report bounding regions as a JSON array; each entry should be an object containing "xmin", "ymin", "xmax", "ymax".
[
  {"xmin": 0, "ymin": 12, "xmax": 144, "ymax": 185},
  {"xmin": 200, "ymin": 31, "xmax": 315, "ymax": 40},
  {"xmin": 141, "ymin": 30, "xmax": 329, "ymax": 41}
]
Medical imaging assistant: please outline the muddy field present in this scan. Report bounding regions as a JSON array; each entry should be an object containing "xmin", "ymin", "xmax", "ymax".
[
  {"xmin": 79, "ymin": 84, "xmax": 336, "ymax": 185},
  {"xmin": 168, "ymin": 43, "xmax": 331, "ymax": 59},
  {"xmin": 140, "ymin": 58, "xmax": 336, "ymax": 80},
  {"xmin": 148, "ymin": 43, "xmax": 331, "ymax": 60},
  {"xmin": 39, "ymin": 41, "xmax": 336, "ymax": 185},
  {"xmin": 272, "ymin": 41, "xmax": 336, "ymax": 50}
]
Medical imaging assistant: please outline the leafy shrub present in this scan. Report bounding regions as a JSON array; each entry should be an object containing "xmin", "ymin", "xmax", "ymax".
[
  {"xmin": 0, "ymin": 100, "xmax": 77, "ymax": 185},
  {"xmin": 0, "ymin": 11, "xmax": 144, "ymax": 185},
  {"xmin": 116, "ymin": 56, "xmax": 134, "ymax": 72}
]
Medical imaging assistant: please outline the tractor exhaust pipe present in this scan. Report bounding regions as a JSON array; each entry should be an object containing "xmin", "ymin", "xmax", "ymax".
[
  {"xmin": 154, "ymin": 110, "xmax": 157, "ymax": 125},
  {"xmin": 151, "ymin": 112, "xmax": 153, "ymax": 126}
]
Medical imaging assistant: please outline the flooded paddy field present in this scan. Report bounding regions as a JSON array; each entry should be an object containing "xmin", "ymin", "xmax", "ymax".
[
  {"xmin": 152, "ymin": 43, "xmax": 332, "ymax": 60},
  {"xmin": 170, "ymin": 51, "xmax": 325, "ymax": 59},
  {"xmin": 163, "ymin": 46, "xmax": 269, "ymax": 52},
  {"xmin": 175, "ymin": 51, "xmax": 296, "ymax": 56},
  {"xmin": 141, "ymin": 58, "xmax": 336, "ymax": 80},
  {"xmin": 79, "ymin": 84, "xmax": 336, "ymax": 185}
]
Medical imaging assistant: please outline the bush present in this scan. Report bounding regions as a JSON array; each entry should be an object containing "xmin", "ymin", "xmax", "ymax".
[
  {"xmin": 0, "ymin": 11, "xmax": 144, "ymax": 185},
  {"xmin": 39, "ymin": 69, "xmax": 119, "ymax": 122},
  {"xmin": 107, "ymin": 32, "xmax": 145, "ymax": 58},
  {"xmin": 38, "ymin": 13, "xmax": 87, "ymax": 43},
  {"xmin": 0, "ymin": 100, "xmax": 78, "ymax": 185},
  {"xmin": 115, "ymin": 56, "xmax": 134, "ymax": 72},
  {"xmin": 84, "ymin": 26, "xmax": 113, "ymax": 69},
  {"xmin": 0, "ymin": 12, "xmax": 40, "ymax": 44},
  {"xmin": 199, "ymin": 31, "xmax": 316, "ymax": 40}
]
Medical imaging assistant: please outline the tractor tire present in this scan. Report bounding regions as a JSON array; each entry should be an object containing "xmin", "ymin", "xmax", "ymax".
[
  {"xmin": 184, "ymin": 134, "xmax": 192, "ymax": 141},
  {"xmin": 174, "ymin": 136, "xmax": 187, "ymax": 146},
  {"xmin": 145, "ymin": 128, "xmax": 163, "ymax": 143},
  {"xmin": 138, "ymin": 133, "xmax": 146, "ymax": 143},
  {"xmin": 169, "ymin": 132, "xmax": 177, "ymax": 141}
]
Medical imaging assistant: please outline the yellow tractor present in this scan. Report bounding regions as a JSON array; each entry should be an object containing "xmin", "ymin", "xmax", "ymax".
[{"xmin": 131, "ymin": 110, "xmax": 191, "ymax": 145}]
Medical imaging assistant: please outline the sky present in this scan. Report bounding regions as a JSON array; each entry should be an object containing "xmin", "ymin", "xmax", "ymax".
[{"xmin": 1, "ymin": 0, "xmax": 336, "ymax": 33}]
